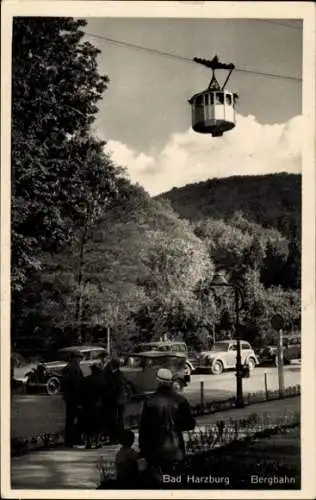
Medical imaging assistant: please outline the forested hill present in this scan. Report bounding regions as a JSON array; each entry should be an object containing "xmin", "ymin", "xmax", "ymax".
[{"xmin": 156, "ymin": 173, "xmax": 301, "ymax": 237}]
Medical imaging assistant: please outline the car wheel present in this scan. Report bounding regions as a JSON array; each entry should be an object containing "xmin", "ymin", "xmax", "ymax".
[
  {"xmin": 46, "ymin": 376, "xmax": 61, "ymax": 395},
  {"xmin": 172, "ymin": 379, "xmax": 184, "ymax": 392},
  {"xmin": 211, "ymin": 360, "xmax": 224, "ymax": 375},
  {"xmin": 247, "ymin": 357, "xmax": 256, "ymax": 370}
]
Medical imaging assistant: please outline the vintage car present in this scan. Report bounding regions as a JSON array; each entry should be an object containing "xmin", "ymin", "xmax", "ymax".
[
  {"xmin": 23, "ymin": 345, "xmax": 108, "ymax": 395},
  {"xmin": 195, "ymin": 340, "xmax": 259, "ymax": 375},
  {"xmin": 258, "ymin": 334, "xmax": 301, "ymax": 366},
  {"xmin": 134, "ymin": 341, "xmax": 195, "ymax": 375},
  {"xmin": 120, "ymin": 351, "xmax": 190, "ymax": 394}
]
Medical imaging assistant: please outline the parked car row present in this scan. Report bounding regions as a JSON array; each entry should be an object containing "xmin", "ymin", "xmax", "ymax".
[
  {"xmin": 196, "ymin": 335, "xmax": 301, "ymax": 373},
  {"xmin": 15, "ymin": 345, "xmax": 189, "ymax": 396},
  {"xmin": 13, "ymin": 334, "xmax": 300, "ymax": 396},
  {"xmin": 132, "ymin": 339, "xmax": 259, "ymax": 375}
]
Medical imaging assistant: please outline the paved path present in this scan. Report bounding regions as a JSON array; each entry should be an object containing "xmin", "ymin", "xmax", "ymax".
[{"xmin": 10, "ymin": 396, "xmax": 300, "ymax": 490}]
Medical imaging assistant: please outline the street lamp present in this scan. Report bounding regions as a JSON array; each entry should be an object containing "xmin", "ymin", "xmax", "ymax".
[{"xmin": 210, "ymin": 271, "xmax": 245, "ymax": 408}]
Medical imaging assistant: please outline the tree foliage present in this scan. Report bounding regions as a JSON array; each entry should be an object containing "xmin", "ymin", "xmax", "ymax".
[
  {"xmin": 12, "ymin": 17, "xmax": 121, "ymax": 293},
  {"xmin": 134, "ymin": 228, "xmax": 213, "ymax": 339}
]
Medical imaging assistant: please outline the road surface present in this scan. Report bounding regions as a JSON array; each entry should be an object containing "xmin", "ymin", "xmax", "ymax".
[
  {"xmin": 184, "ymin": 363, "xmax": 300, "ymax": 403},
  {"xmin": 11, "ymin": 364, "xmax": 300, "ymax": 440}
]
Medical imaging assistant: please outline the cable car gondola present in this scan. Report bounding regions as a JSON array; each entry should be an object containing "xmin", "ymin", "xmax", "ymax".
[{"xmin": 189, "ymin": 55, "xmax": 238, "ymax": 138}]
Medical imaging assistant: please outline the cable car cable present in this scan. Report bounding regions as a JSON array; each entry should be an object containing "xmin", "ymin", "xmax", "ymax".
[
  {"xmin": 85, "ymin": 31, "xmax": 194, "ymax": 63},
  {"xmin": 84, "ymin": 31, "xmax": 302, "ymax": 83}
]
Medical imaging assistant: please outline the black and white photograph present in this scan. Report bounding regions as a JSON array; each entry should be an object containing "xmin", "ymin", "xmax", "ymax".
[{"xmin": 1, "ymin": 1, "xmax": 315, "ymax": 498}]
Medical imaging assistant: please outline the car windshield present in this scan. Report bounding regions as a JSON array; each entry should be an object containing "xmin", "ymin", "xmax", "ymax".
[
  {"xmin": 147, "ymin": 356, "xmax": 185, "ymax": 370},
  {"xmin": 211, "ymin": 342, "xmax": 230, "ymax": 352}
]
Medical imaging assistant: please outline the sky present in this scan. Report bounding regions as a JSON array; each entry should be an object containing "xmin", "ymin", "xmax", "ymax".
[{"xmin": 83, "ymin": 17, "xmax": 303, "ymax": 195}]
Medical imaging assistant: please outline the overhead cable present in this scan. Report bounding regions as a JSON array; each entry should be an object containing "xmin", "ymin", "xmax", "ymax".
[{"xmin": 84, "ymin": 31, "xmax": 302, "ymax": 83}]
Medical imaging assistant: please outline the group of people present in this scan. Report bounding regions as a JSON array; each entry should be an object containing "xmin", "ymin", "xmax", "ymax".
[
  {"xmin": 62, "ymin": 351, "xmax": 196, "ymax": 487},
  {"xmin": 62, "ymin": 351, "xmax": 128, "ymax": 449}
]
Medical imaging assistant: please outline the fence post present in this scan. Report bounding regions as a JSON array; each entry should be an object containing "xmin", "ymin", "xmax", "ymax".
[
  {"xmin": 278, "ymin": 328, "xmax": 285, "ymax": 398},
  {"xmin": 264, "ymin": 371, "xmax": 268, "ymax": 400},
  {"xmin": 200, "ymin": 381, "xmax": 204, "ymax": 409}
]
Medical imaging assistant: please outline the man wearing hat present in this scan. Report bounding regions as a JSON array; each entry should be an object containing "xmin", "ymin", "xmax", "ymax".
[
  {"xmin": 138, "ymin": 367, "xmax": 196, "ymax": 481},
  {"xmin": 62, "ymin": 350, "xmax": 84, "ymax": 447},
  {"xmin": 103, "ymin": 357, "xmax": 129, "ymax": 444}
]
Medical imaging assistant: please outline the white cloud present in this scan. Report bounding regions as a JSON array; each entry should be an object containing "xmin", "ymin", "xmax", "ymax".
[{"xmin": 106, "ymin": 114, "xmax": 302, "ymax": 196}]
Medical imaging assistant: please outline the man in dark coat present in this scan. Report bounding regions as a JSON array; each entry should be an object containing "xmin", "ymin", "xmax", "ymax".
[
  {"xmin": 138, "ymin": 368, "xmax": 195, "ymax": 480},
  {"xmin": 80, "ymin": 363, "xmax": 106, "ymax": 448},
  {"xmin": 62, "ymin": 351, "xmax": 84, "ymax": 447},
  {"xmin": 95, "ymin": 350, "xmax": 110, "ymax": 441},
  {"xmin": 103, "ymin": 357, "xmax": 129, "ymax": 444}
]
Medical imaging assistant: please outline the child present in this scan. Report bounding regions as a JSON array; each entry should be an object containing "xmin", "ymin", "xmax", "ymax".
[{"xmin": 115, "ymin": 430, "xmax": 139, "ymax": 488}]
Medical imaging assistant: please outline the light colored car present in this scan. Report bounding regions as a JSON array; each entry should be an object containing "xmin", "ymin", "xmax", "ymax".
[{"xmin": 196, "ymin": 340, "xmax": 259, "ymax": 375}]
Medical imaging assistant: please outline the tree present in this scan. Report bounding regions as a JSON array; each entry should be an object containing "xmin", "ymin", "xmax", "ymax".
[
  {"xmin": 261, "ymin": 238, "xmax": 288, "ymax": 288},
  {"xmin": 194, "ymin": 218, "xmax": 253, "ymax": 279},
  {"xmin": 242, "ymin": 235, "xmax": 265, "ymax": 272},
  {"xmin": 12, "ymin": 17, "xmax": 121, "ymax": 293},
  {"xmin": 285, "ymin": 226, "xmax": 301, "ymax": 289},
  {"xmin": 15, "ymin": 180, "xmax": 214, "ymax": 349},
  {"xmin": 135, "ymin": 227, "xmax": 213, "ymax": 338},
  {"xmin": 240, "ymin": 269, "xmax": 268, "ymax": 344},
  {"xmin": 264, "ymin": 286, "xmax": 301, "ymax": 333}
]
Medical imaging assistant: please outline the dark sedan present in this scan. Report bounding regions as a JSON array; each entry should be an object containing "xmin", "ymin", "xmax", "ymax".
[
  {"xmin": 258, "ymin": 334, "xmax": 301, "ymax": 366},
  {"xmin": 23, "ymin": 345, "xmax": 108, "ymax": 395}
]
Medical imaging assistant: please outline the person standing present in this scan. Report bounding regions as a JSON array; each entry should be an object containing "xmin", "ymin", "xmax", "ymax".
[
  {"xmin": 138, "ymin": 368, "xmax": 195, "ymax": 482},
  {"xmin": 62, "ymin": 351, "xmax": 84, "ymax": 447},
  {"xmin": 104, "ymin": 358, "xmax": 129, "ymax": 444},
  {"xmin": 97, "ymin": 351, "xmax": 113, "ymax": 443},
  {"xmin": 80, "ymin": 363, "xmax": 105, "ymax": 448}
]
